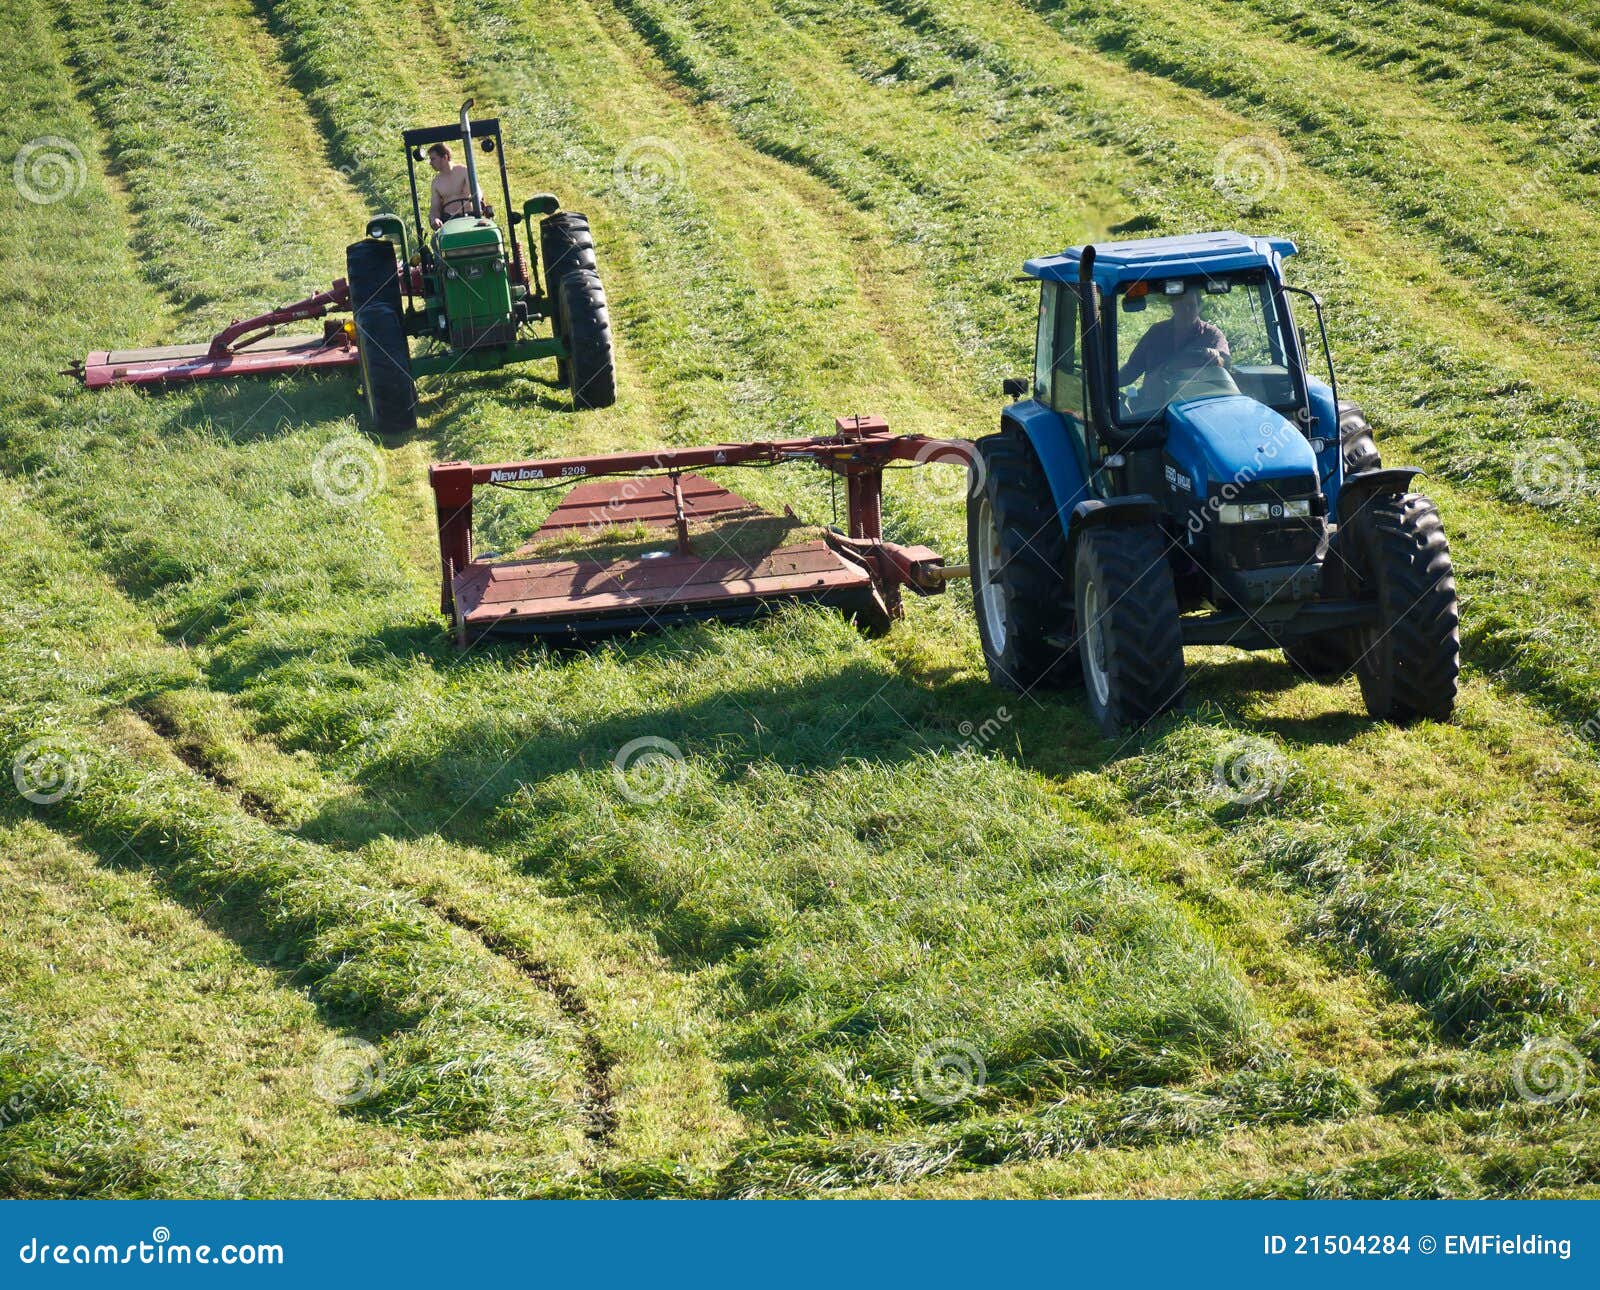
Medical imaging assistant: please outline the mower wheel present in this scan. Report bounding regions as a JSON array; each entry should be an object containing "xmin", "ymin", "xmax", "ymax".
[
  {"xmin": 346, "ymin": 240, "xmax": 416, "ymax": 441},
  {"xmin": 968, "ymin": 431, "xmax": 1076, "ymax": 691},
  {"xmin": 1348, "ymin": 493, "xmax": 1459, "ymax": 723},
  {"xmin": 557, "ymin": 269, "xmax": 616, "ymax": 410},
  {"xmin": 1073, "ymin": 525, "xmax": 1186, "ymax": 735}
]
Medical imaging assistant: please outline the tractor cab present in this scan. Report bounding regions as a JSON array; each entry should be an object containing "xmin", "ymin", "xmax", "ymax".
[{"xmin": 970, "ymin": 230, "xmax": 1458, "ymax": 735}]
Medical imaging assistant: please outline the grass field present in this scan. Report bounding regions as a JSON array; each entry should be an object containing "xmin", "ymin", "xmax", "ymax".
[{"xmin": 2, "ymin": 0, "xmax": 1598, "ymax": 1197}]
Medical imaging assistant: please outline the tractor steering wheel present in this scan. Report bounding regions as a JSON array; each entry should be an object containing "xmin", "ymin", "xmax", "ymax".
[{"xmin": 438, "ymin": 196, "xmax": 479, "ymax": 220}]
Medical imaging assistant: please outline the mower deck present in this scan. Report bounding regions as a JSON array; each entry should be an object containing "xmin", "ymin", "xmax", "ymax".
[
  {"xmin": 75, "ymin": 333, "xmax": 356, "ymax": 389},
  {"xmin": 429, "ymin": 417, "xmax": 970, "ymax": 645}
]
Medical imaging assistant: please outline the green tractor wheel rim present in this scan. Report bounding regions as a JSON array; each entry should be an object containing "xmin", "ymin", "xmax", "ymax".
[{"xmin": 974, "ymin": 495, "xmax": 1009, "ymax": 656}]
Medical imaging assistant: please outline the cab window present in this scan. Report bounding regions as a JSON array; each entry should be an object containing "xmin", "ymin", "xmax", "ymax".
[{"xmin": 1033, "ymin": 283, "xmax": 1057, "ymax": 402}]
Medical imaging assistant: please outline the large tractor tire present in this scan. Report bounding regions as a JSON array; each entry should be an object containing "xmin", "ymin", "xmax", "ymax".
[
  {"xmin": 539, "ymin": 212, "xmax": 601, "ymax": 389},
  {"xmin": 1073, "ymin": 525, "xmax": 1186, "ymax": 736},
  {"xmin": 556, "ymin": 269, "xmax": 616, "ymax": 410},
  {"xmin": 346, "ymin": 239, "xmax": 416, "ymax": 442},
  {"xmin": 1338, "ymin": 399, "xmax": 1382, "ymax": 475},
  {"xmin": 539, "ymin": 211, "xmax": 598, "ymax": 286},
  {"xmin": 1347, "ymin": 492, "xmax": 1459, "ymax": 722},
  {"xmin": 968, "ymin": 431, "xmax": 1076, "ymax": 691}
]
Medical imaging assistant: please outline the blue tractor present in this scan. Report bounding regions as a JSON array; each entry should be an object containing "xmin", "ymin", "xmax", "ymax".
[{"xmin": 970, "ymin": 231, "xmax": 1459, "ymax": 735}]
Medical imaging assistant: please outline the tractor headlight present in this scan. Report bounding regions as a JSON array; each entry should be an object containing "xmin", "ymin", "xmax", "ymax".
[{"xmin": 1218, "ymin": 499, "xmax": 1312, "ymax": 523}]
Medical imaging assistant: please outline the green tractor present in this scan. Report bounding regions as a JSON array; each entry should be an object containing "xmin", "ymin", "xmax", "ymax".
[
  {"xmin": 350, "ymin": 100, "xmax": 616, "ymax": 438},
  {"xmin": 74, "ymin": 100, "xmax": 615, "ymax": 434}
]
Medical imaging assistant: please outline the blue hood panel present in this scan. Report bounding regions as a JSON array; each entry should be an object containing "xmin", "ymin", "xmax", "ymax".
[{"xmin": 1163, "ymin": 396, "xmax": 1318, "ymax": 493}]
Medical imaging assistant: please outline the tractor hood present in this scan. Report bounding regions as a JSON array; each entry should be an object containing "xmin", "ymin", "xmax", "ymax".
[{"xmin": 1163, "ymin": 395, "xmax": 1318, "ymax": 496}]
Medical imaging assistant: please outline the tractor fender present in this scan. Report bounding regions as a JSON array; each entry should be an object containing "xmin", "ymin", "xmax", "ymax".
[
  {"xmin": 1338, "ymin": 466, "xmax": 1422, "ymax": 526},
  {"xmin": 1000, "ymin": 401, "xmax": 1092, "ymax": 533},
  {"xmin": 1065, "ymin": 496, "xmax": 1162, "ymax": 563}
]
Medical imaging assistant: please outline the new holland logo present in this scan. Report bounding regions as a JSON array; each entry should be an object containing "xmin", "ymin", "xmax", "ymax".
[{"xmin": 488, "ymin": 467, "xmax": 546, "ymax": 483}]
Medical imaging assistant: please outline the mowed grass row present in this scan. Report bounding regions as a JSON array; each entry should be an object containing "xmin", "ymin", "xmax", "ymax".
[
  {"xmin": 0, "ymin": 0, "xmax": 622, "ymax": 1191},
  {"xmin": 0, "ymin": 488, "xmax": 593, "ymax": 1150},
  {"xmin": 4, "ymin": 0, "xmax": 1349, "ymax": 1194},
  {"xmin": 9, "ymin": 0, "xmax": 1600, "ymax": 1196}
]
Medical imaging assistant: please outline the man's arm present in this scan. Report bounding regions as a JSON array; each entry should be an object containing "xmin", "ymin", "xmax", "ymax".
[
  {"xmin": 1204, "ymin": 322, "xmax": 1230, "ymax": 367},
  {"xmin": 429, "ymin": 180, "xmax": 444, "ymax": 228},
  {"xmin": 1118, "ymin": 326, "xmax": 1156, "ymax": 385}
]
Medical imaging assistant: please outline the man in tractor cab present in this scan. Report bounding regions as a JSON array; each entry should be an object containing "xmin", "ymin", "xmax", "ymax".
[
  {"xmin": 1117, "ymin": 286, "xmax": 1230, "ymax": 409},
  {"xmin": 427, "ymin": 141, "xmax": 490, "ymax": 228}
]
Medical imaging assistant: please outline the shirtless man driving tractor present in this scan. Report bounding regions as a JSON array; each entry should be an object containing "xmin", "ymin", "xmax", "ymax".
[{"xmin": 427, "ymin": 141, "xmax": 489, "ymax": 227}]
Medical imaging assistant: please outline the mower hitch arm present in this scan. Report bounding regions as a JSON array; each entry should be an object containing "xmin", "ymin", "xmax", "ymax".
[{"xmin": 205, "ymin": 279, "xmax": 351, "ymax": 357}]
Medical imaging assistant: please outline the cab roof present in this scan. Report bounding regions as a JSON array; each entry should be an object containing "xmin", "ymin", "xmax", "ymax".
[{"xmin": 1024, "ymin": 231, "xmax": 1297, "ymax": 290}]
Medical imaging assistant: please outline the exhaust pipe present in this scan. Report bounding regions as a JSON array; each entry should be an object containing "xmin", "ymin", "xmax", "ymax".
[{"xmin": 458, "ymin": 99, "xmax": 483, "ymax": 218}]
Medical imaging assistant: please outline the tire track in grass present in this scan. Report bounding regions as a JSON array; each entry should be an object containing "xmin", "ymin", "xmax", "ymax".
[
  {"xmin": 42, "ymin": 0, "xmax": 747, "ymax": 1172},
  {"xmin": 94, "ymin": 694, "xmax": 618, "ymax": 1152},
  {"xmin": 411, "ymin": 895, "xmax": 619, "ymax": 1148}
]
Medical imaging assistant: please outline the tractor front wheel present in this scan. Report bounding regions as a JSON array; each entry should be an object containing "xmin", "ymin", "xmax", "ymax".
[
  {"xmin": 968, "ymin": 432, "xmax": 1076, "ymax": 691},
  {"xmin": 557, "ymin": 269, "xmax": 616, "ymax": 410},
  {"xmin": 1348, "ymin": 493, "xmax": 1459, "ymax": 722},
  {"xmin": 1073, "ymin": 526, "xmax": 1186, "ymax": 735}
]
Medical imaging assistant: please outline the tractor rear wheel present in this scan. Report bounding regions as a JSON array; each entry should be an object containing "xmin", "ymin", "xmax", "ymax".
[
  {"xmin": 1338, "ymin": 399, "xmax": 1382, "ymax": 476},
  {"xmin": 539, "ymin": 211, "xmax": 598, "ymax": 286},
  {"xmin": 1347, "ymin": 493, "xmax": 1459, "ymax": 722},
  {"xmin": 1073, "ymin": 525, "xmax": 1186, "ymax": 735},
  {"xmin": 968, "ymin": 432, "xmax": 1076, "ymax": 691},
  {"xmin": 556, "ymin": 269, "xmax": 616, "ymax": 410},
  {"xmin": 346, "ymin": 239, "xmax": 416, "ymax": 441}
]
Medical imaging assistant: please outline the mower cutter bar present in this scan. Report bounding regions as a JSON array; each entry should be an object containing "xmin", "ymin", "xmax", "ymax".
[
  {"xmin": 427, "ymin": 415, "xmax": 974, "ymax": 645},
  {"xmin": 68, "ymin": 280, "xmax": 357, "ymax": 389}
]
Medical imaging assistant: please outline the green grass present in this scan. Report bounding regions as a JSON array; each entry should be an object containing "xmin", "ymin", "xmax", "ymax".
[{"xmin": 1, "ymin": 0, "xmax": 1599, "ymax": 1199}]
